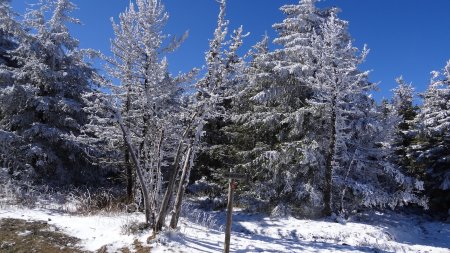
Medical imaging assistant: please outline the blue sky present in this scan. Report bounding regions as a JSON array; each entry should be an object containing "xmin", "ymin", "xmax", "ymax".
[{"xmin": 10, "ymin": 0, "xmax": 450, "ymax": 101}]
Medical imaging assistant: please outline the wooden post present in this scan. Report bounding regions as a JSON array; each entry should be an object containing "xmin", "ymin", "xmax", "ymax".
[
  {"xmin": 222, "ymin": 172, "xmax": 246, "ymax": 253},
  {"xmin": 224, "ymin": 178, "xmax": 234, "ymax": 253}
]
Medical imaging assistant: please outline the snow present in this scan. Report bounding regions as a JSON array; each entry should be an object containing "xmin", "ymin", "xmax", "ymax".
[
  {"xmin": 0, "ymin": 206, "xmax": 147, "ymax": 252},
  {"xmin": 154, "ymin": 211, "xmax": 449, "ymax": 253},
  {"xmin": 17, "ymin": 230, "xmax": 32, "ymax": 237},
  {"xmin": 1, "ymin": 204, "xmax": 449, "ymax": 253}
]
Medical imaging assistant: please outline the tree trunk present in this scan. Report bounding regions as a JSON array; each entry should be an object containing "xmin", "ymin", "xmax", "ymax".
[
  {"xmin": 124, "ymin": 71, "xmax": 134, "ymax": 202},
  {"xmin": 125, "ymin": 148, "xmax": 133, "ymax": 202},
  {"xmin": 154, "ymin": 112, "xmax": 198, "ymax": 233},
  {"xmin": 340, "ymin": 149, "xmax": 357, "ymax": 215},
  {"xmin": 323, "ymin": 93, "xmax": 337, "ymax": 216},
  {"xmin": 116, "ymin": 113, "xmax": 152, "ymax": 224},
  {"xmin": 140, "ymin": 111, "xmax": 150, "ymax": 170},
  {"xmin": 170, "ymin": 146, "xmax": 192, "ymax": 229},
  {"xmin": 152, "ymin": 129, "xmax": 164, "ymax": 207}
]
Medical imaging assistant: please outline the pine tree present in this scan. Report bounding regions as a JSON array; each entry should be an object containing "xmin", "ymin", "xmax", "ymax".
[
  {"xmin": 226, "ymin": 1, "xmax": 329, "ymax": 216},
  {"xmin": 0, "ymin": 0, "xmax": 20, "ymax": 66},
  {"xmin": 0, "ymin": 0, "xmax": 97, "ymax": 184},
  {"xmin": 392, "ymin": 77, "xmax": 419, "ymax": 175},
  {"xmin": 227, "ymin": 0, "xmax": 424, "ymax": 217},
  {"xmin": 218, "ymin": 1, "xmax": 336, "ymax": 216},
  {"xmin": 85, "ymin": 0, "xmax": 195, "ymax": 226},
  {"xmin": 411, "ymin": 61, "xmax": 450, "ymax": 213},
  {"xmin": 0, "ymin": 0, "xmax": 26, "ymax": 171},
  {"xmin": 304, "ymin": 5, "xmax": 424, "ymax": 216},
  {"xmin": 194, "ymin": 0, "xmax": 249, "ymax": 184}
]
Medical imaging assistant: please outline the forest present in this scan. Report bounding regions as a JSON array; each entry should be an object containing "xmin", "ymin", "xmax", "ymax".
[{"xmin": 0, "ymin": 0, "xmax": 449, "ymax": 252}]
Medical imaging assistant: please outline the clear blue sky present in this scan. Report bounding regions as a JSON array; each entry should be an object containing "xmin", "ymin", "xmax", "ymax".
[{"xmin": 11, "ymin": 0, "xmax": 450, "ymax": 101}]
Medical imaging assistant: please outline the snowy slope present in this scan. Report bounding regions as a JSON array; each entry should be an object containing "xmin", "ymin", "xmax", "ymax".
[{"xmin": 0, "ymin": 205, "xmax": 448, "ymax": 253}]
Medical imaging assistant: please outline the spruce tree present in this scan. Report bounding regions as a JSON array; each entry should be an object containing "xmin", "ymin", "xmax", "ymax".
[
  {"xmin": 228, "ymin": 0, "xmax": 424, "ymax": 216},
  {"xmin": 411, "ymin": 61, "xmax": 450, "ymax": 213},
  {"xmin": 392, "ymin": 77, "xmax": 419, "ymax": 175},
  {"xmin": 0, "ymin": 0, "xmax": 97, "ymax": 184}
]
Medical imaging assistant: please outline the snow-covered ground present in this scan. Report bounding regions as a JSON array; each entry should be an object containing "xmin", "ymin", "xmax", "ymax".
[{"xmin": 0, "ymin": 205, "xmax": 448, "ymax": 253}]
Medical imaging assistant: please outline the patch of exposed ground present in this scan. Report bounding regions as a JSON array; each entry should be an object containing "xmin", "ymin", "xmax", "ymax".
[
  {"xmin": 0, "ymin": 218, "xmax": 84, "ymax": 253},
  {"xmin": 0, "ymin": 219, "xmax": 152, "ymax": 253}
]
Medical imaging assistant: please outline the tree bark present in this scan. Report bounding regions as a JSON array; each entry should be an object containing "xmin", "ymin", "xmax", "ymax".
[
  {"xmin": 340, "ymin": 149, "xmax": 357, "ymax": 215},
  {"xmin": 323, "ymin": 93, "xmax": 337, "ymax": 216},
  {"xmin": 116, "ymin": 112, "xmax": 152, "ymax": 224},
  {"xmin": 152, "ymin": 129, "xmax": 165, "ymax": 206},
  {"xmin": 124, "ymin": 66, "xmax": 134, "ymax": 202},
  {"xmin": 154, "ymin": 112, "xmax": 198, "ymax": 233},
  {"xmin": 170, "ymin": 146, "xmax": 192, "ymax": 229},
  {"xmin": 125, "ymin": 148, "xmax": 133, "ymax": 202}
]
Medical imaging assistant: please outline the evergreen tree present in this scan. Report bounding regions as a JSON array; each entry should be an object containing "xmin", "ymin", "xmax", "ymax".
[
  {"xmin": 224, "ymin": 0, "xmax": 329, "ymax": 216},
  {"xmin": 85, "ymin": 0, "xmax": 196, "ymax": 226},
  {"xmin": 226, "ymin": 0, "xmax": 424, "ymax": 217},
  {"xmin": 392, "ymin": 77, "xmax": 419, "ymax": 175},
  {"xmin": 194, "ymin": 0, "xmax": 249, "ymax": 184},
  {"xmin": 0, "ymin": 0, "xmax": 25, "ymax": 171},
  {"xmin": 0, "ymin": 0, "xmax": 97, "ymax": 184},
  {"xmin": 304, "ymin": 5, "xmax": 423, "ymax": 216},
  {"xmin": 0, "ymin": 0, "xmax": 19, "ymax": 66},
  {"xmin": 411, "ymin": 61, "xmax": 450, "ymax": 213}
]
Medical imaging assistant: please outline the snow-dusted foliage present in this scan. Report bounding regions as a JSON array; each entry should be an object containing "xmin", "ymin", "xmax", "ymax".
[
  {"xmin": 0, "ymin": 0, "xmax": 24, "ymax": 171},
  {"xmin": 0, "ymin": 0, "xmax": 20, "ymax": 66},
  {"xmin": 190, "ymin": 0, "xmax": 242, "ymax": 165},
  {"xmin": 192, "ymin": 0, "xmax": 251, "ymax": 188},
  {"xmin": 83, "ymin": 0, "xmax": 196, "ymax": 226},
  {"xmin": 300, "ymin": 3, "xmax": 423, "ymax": 215},
  {"xmin": 221, "ymin": 0, "xmax": 424, "ymax": 217},
  {"xmin": 0, "ymin": 0, "xmax": 97, "ymax": 184},
  {"xmin": 391, "ymin": 77, "xmax": 419, "ymax": 175},
  {"xmin": 208, "ymin": 1, "xmax": 326, "ymax": 217},
  {"xmin": 0, "ymin": 0, "xmax": 435, "ymax": 222},
  {"xmin": 410, "ymin": 61, "xmax": 450, "ymax": 212}
]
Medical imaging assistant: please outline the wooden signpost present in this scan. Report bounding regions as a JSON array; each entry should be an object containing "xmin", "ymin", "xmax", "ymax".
[{"xmin": 223, "ymin": 172, "xmax": 248, "ymax": 253}]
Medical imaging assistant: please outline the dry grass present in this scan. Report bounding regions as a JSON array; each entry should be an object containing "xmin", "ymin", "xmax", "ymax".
[
  {"xmin": 118, "ymin": 240, "xmax": 152, "ymax": 253},
  {"xmin": 0, "ymin": 218, "xmax": 86, "ymax": 253},
  {"xmin": 0, "ymin": 219, "xmax": 152, "ymax": 253}
]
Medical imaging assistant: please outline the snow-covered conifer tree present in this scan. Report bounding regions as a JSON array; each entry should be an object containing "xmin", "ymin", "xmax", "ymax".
[
  {"xmin": 0, "ymin": 0, "xmax": 26, "ymax": 171},
  {"xmin": 304, "ymin": 7, "xmax": 423, "ymax": 215},
  {"xmin": 0, "ymin": 0, "xmax": 97, "ymax": 184},
  {"xmin": 391, "ymin": 77, "xmax": 418, "ymax": 175},
  {"xmin": 0, "ymin": 0, "xmax": 20, "ymax": 66},
  {"xmin": 85, "ymin": 0, "xmax": 195, "ymax": 225},
  {"xmin": 411, "ymin": 61, "xmax": 450, "ymax": 213},
  {"xmin": 159, "ymin": 0, "xmax": 248, "ymax": 230},
  {"xmin": 231, "ymin": 0, "xmax": 424, "ymax": 217},
  {"xmin": 218, "ymin": 0, "xmax": 333, "ymax": 216},
  {"xmin": 194, "ymin": 4, "xmax": 249, "ymax": 183}
]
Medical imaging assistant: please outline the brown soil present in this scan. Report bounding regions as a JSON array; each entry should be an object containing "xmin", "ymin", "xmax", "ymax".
[
  {"xmin": 0, "ymin": 219, "xmax": 152, "ymax": 253},
  {"xmin": 0, "ymin": 218, "xmax": 85, "ymax": 253}
]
